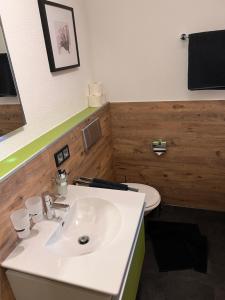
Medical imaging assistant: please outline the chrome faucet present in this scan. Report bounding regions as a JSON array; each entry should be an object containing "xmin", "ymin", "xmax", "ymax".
[{"xmin": 42, "ymin": 192, "xmax": 70, "ymax": 221}]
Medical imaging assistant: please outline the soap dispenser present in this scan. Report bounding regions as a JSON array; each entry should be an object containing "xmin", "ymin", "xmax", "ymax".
[{"xmin": 55, "ymin": 169, "xmax": 68, "ymax": 198}]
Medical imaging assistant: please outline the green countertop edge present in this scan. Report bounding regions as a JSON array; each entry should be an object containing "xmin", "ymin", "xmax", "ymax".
[{"xmin": 0, "ymin": 107, "xmax": 98, "ymax": 181}]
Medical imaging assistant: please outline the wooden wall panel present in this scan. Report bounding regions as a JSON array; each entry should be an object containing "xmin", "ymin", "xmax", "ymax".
[
  {"xmin": 110, "ymin": 101, "xmax": 225, "ymax": 212},
  {"xmin": 0, "ymin": 104, "xmax": 114, "ymax": 300},
  {"xmin": 0, "ymin": 104, "xmax": 25, "ymax": 136}
]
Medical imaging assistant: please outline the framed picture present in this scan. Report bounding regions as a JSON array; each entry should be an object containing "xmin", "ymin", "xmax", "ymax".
[{"xmin": 38, "ymin": 0, "xmax": 80, "ymax": 72}]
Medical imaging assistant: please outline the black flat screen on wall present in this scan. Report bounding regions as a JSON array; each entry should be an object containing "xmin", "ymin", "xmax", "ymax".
[{"xmin": 188, "ymin": 30, "xmax": 225, "ymax": 90}]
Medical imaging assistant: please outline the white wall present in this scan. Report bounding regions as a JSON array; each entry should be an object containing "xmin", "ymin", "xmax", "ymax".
[
  {"xmin": 84, "ymin": 0, "xmax": 225, "ymax": 102},
  {"xmin": 0, "ymin": 0, "xmax": 93, "ymax": 160}
]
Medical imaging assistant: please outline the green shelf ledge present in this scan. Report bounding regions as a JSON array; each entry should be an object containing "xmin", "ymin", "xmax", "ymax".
[{"xmin": 0, "ymin": 106, "xmax": 98, "ymax": 181}]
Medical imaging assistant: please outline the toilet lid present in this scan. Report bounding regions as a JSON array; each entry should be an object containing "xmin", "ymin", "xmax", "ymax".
[{"xmin": 124, "ymin": 183, "xmax": 161, "ymax": 208}]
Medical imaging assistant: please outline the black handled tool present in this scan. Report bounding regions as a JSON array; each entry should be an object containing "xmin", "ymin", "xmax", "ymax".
[{"xmin": 75, "ymin": 177, "xmax": 139, "ymax": 192}]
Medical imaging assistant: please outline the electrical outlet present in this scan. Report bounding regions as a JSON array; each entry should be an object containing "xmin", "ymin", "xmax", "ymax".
[
  {"xmin": 54, "ymin": 145, "xmax": 70, "ymax": 167},
  {"xmin": 62, "ymin": 146, "xmax": 70, "ymax": 160}
]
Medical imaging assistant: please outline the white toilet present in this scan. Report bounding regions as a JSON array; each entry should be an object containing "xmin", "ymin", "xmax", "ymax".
[{"xmin": 125, "ymin": 183, "xmax": 161, "ymax": 215}]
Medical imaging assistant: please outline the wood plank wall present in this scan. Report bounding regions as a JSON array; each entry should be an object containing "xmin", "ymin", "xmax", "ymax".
[
  {"xmin": 0, "ymin": 104, "xmax": 25, "ymax": 136},
  {"xmin": 0, "ymin": 104, "xmax": 114, "ymax": 300},
  {"xmin": 110, "ymin": 101, "xmax": 225, "ymax": 212}
]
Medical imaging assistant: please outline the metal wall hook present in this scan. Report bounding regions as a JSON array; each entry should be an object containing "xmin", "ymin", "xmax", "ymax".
[{"xmin": 180, "ymin": 33, "xmax": 189, "ymax": 41}]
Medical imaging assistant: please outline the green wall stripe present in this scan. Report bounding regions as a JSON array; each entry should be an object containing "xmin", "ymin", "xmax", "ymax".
[{"xmin": 0, "ymin": 107, "xmax": 98, "ymax": 181}]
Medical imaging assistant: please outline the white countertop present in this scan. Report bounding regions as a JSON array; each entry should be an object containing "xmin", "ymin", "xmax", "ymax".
[{"xmin": 2, "ymin": 186, "xmax": 145, "ymax": 296}]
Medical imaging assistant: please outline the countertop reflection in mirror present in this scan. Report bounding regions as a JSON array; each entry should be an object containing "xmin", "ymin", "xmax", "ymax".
[{"xmin": 0, "ymin": 17, "xmax": 26, "ymax": 138}]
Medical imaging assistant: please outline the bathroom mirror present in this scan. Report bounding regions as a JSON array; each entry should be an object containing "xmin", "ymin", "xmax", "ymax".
[{"xmin": 0, "ymin": 18, "xmax": 26, "ymax": 137}]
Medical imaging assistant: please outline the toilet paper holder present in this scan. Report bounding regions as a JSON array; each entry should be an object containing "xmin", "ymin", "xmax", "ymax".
[{"xmin": 152, "ymin": 139, "xmax": 167, "ymax": 156}]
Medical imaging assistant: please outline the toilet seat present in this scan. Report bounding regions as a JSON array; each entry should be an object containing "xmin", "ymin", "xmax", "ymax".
[{"xmin": 124, "ymin": 183, "xmax": 161, "ymax": 213}]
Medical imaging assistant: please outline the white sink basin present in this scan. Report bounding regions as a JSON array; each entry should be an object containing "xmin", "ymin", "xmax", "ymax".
[
  {"xmin": 2, "ymin": 185, "xmax": 145, "ymax": 296},
  {"xmin": 46, "ymin": 197, "xmax": 121, "ymax": 257}
]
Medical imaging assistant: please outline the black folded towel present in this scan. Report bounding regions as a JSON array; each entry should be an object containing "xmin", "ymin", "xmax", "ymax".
[
  {"xmin": 77, "ymin": 177, "xmax": 138, "ymax": 192},
  {"xmin": 0, "ymin": 53, "xmax": 17, "ymax": 97},
  {"xmin": 89, "ymin": 181, "xmax": 128, "ymax": 190},
  {"xmin": 188, "ymin": 30, "xmax": 225, "ymax": 90}
]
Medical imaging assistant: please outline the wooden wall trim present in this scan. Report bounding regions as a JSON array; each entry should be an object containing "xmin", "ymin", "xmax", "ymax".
[
  {"xmin": 110, "ymin": 100, "xmax": 225, "ymax": 212},
  {"xmin": 0, "ymin": 104, "xmax": 24, "ymax": 136}
]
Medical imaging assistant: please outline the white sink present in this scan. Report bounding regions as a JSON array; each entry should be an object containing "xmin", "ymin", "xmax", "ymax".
[
  {"xmin": 46, "ymin": 197, "xmax": 121, "ymax": 257},
  {"xmin": 2, "ymin": 185, "xmax": 145, "ymax": 296}
]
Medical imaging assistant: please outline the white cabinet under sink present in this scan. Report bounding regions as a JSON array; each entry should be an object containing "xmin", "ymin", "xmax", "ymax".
[{"xmin": 7, "ymin": 271, "xmax": 112, "ymax": 300}]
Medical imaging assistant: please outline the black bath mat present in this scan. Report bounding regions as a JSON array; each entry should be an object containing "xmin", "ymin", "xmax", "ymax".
[{"xmin": 146, "ymin": 221, "xmax": 208, "ymax": 273}]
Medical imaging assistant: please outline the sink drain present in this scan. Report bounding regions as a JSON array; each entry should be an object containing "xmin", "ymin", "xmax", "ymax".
[{"xmin": 78, "ymin": 235, "xmax": 90, "ymax": 245}]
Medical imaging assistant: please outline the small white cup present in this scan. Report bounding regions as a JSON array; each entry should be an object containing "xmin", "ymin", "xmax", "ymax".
[
  {"xmin": 10, "ymin": 208, "xmax": 30, "ymax": 239},
  {"xmin": 25, "ymin": 196, "xmax": 43, "ymax": 223}
]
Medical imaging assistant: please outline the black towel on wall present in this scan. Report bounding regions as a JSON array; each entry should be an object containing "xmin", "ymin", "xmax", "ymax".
[
  {"xmin": 0, "ymin": 53, "xmax": 17, "ymax": 97},
  {"xmin": 188, "ymin": 30, "xmax": 225, "ymax": 90}
]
